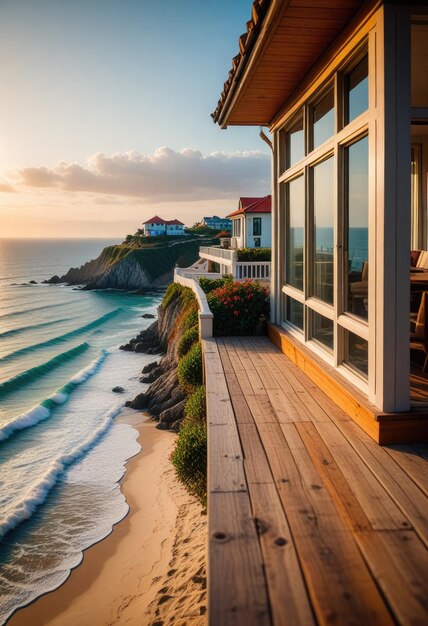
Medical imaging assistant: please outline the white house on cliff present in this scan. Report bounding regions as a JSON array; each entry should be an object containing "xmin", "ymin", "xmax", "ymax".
[{"xmin": 142, "ymin": 216, "xmax": 185, "ymax": 236}]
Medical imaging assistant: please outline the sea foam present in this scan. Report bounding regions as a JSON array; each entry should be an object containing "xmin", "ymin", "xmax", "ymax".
[
  {"xmin": 0, "ymin": 403, "xmax": 124, "ymax": 539},
  {"xmin": 0, "ymin": 350, "xmax": 107, "ymax": 442}
]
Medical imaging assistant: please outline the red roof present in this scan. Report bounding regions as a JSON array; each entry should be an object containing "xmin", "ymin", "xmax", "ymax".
[
  {"xmin": 227, "ymin": 195, "xmax": 271, "ymax": 218},
  {"xmin": 143, "ymin": 215, "xmax": 184, "ymax": 225}
]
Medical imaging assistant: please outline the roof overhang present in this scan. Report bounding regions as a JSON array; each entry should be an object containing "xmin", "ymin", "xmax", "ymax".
[{"xmin": 212, "ymin": 0, "xmax": 371, "ymax": 128}]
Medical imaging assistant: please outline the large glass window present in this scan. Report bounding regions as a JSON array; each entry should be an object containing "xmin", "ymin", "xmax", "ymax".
[
  {"xmin": 345, "ymin": 55, "xmax": 368, "ymax": 124},
  {"xmin": 345, "ymin": 136, "xmax": 369, "ymax": 321},
  {"xmin": 312, "ymin": 89, "xmax": 335, "ymax": 149},
  {"xmin": 286, "ymin": 176, "xmax": 305, "ymax": 291},
  {"xmin": 280, "ymin": 46, "xmax": 369, "ymax": 390},
  {"xmin": 286, "ymin": 116, "xmax": 305, "ymax": 168},
  {"xmin": 312, "ymin": 157, "xmax": 334, "ymax": 304}
]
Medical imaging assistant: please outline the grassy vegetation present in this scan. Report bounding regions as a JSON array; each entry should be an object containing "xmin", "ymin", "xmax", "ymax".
[
  {"xmin": 170, "ymin": 421, "xmax": 207, "ymax": 504},
  {"xmin": 178, "ymin": 325, "xmax": 199, "ymax": 358},
  {"xmin": 177, "ymin": 342, "xmax": 203, "ymax": 391}
]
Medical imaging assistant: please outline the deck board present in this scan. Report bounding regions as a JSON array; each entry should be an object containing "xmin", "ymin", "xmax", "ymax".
[{"xmin": 204, "ymin": 336, "xmax": 428, "ymax": 626}]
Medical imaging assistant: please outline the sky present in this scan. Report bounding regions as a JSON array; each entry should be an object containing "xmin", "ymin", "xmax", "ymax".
[{"xmin": 0, "ymin": 0, "xmax": 271, "ymax": 238}]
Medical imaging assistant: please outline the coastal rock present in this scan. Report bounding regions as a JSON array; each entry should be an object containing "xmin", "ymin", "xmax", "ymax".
[
  {"xmin": 142, "ymin": 313, "xmax": 155, "ymax": 319},
  {"xmin": 159, "ymin": 399, "xmax": 186, "ymax": 425},
  {"xmin": 112, "ymin": 386, "xmax": 125, "ymax": 393},
  {"xmin": 46, "ymin": 275, "xmax": 62, "ymax": 284},
  {"xmin": 129, "ymin": 393, "xmax": 148, "ymax": 410},
  {"xmin": 29, "ymin": 280, "xmax": 38, "ymax": 284},
  {"xmin": 147, "ymin": 345, "xmax": 162, "ymax": 355},
  {"xmin": 140, "ymin": 366, "xmax": 162, "ymax": 384},
  {"xmin": 142, "ymin": 361, "xmax": 159, "ymax": 374}
]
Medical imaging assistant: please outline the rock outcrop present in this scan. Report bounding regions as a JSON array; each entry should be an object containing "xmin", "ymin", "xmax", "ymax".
[
  {"xmin": 123, "ymin": 289, "xmax": 192, "ymax": 430},
  {"xmin": 45, "ymin": 238, "xmax": 217, "ymax": 290}
]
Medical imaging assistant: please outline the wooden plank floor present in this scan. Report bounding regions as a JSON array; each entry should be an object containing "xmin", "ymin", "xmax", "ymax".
[{"xmin": 203, "ymin": 336, "xmax": 428, "ymax": 626}]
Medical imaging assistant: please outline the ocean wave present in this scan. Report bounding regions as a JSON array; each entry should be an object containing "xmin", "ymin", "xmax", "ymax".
[
  {"xmin": 0, "ymin": 343, "xmax": 89, "ymax": 397},
  {"xmin": 0, "ymin": 308, "xmax": 122, "ymax": 363},
  {"xmin": 0, "ymin": 403, "xmax": 124, "ymax": 540},
  {"xmin": 0, "ymin": 301, "xmax": 71, "ymax": 320},
  {"xmin": 0, "ymin": 350, "xmax": 107, "ymax": 442},
  {"xmin": 0, "ymin": 318, "xmax": 71, "ymax": 340}
]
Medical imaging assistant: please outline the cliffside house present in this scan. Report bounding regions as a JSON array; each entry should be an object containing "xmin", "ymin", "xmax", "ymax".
[
  {"xmin": 142, "ymin": 216, "xmax": 185, "ymax": 237},
  {"xmin": 212, "ymin": 0, "xmax": 428, "ymax": 434},
  {"xmin": 228, "ymin": 195, "xmax": 272, "ymax": 249},
  {"xmin": 201, "ymin": 216, "xmax": 232, "ymax": 230}
]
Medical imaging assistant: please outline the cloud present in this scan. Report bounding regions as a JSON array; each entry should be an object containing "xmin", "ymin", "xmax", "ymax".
[
  {"xmin": 17, "ymin": 147, "xmax": 270, "ymax": 202},
  {"xmin": 0, "ymin": 182, "xmax": 15, "ymax": 193}
]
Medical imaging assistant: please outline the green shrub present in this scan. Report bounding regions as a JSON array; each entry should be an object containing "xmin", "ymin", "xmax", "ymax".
[
  {"xmin": 178, "ymin": 325, "xmax": 199, "ymax": 357},
  {"xmin": 199, "ymin": 274, "xmax": 233, "ymax": 295},
  {"xmin": 207, "ymin": 279, "xmax": 270, "ymax": 336},
  {"xmin": 237, "ymin": 247, "xmax": 271, "ymax": 262},
  {"xmin": 180, "ymin": 307, "xmax": 198, "ymax": 332},
  {"xmin": 177, "ymin": 342, "xmax": 203, "ymax": 391},
  {"xmin": 171, "ymin": 421, "xmax": 207, "ymax": 504},
  {"xmin": 185, "ymin": 385, "xmax": 206, "ymax": 423}
]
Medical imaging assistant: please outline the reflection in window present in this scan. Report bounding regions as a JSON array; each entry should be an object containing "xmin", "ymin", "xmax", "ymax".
[
  {"xmin": 313, "ymin": 89, "xmax": 335, "ymax": 149},
  {"xmin": 345, "ymin": 136, "xmax": 368, "ymax": 321},
  {"xmin": 233, "ymin": 219, "xmax": 241, "ymax": 238},
  {"xmin": 287, "ymin": 116, "xmax": 305, "ymax": 168},
  {"xmin": 285, "ymin": 296, "xmax": 304, "ymax": 331},
  {"xmin": 313, "ymin": 157, "xmax": 334, "ymax": 304},
  {"xmin": 312, "ymin": 312, "xmax": 334, "ymax": 351},
  {"xmin": 411, "ymin": 23, "xmax": 428, "ymax": 107},
  {"xmin": 345, "ymin": 55, "xmax": 368, "ymax": 124},
  {"xmin": 286, "ymin": 176, "xmax": 305, "ymax": 291},
  {"xmin": 253, "ymin": 217, "xmax": 261, "ymax": 236},
  {"xmin": 344, "ymin": 330, "xmax": 368, "ymax": 377}
]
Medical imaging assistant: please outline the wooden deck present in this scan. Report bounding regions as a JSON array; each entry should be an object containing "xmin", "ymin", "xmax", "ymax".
[{"xmin": 203, "ymin": 336, "xmax": 428, "ymax": 626}]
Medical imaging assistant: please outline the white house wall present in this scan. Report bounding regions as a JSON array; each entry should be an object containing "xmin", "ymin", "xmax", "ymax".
[{"xmin": 245, "ymin": 213, "xmax": 272, "ymax": 248}]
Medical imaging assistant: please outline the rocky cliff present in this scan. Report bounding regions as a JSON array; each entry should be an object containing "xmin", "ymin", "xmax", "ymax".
[
  {"xmin": 122, "ymin": 286, "xmax": 196, "ymax": 429},
  {"xmin": 47, "ymin": 238, "xmax": 214, "ymax": 290}
]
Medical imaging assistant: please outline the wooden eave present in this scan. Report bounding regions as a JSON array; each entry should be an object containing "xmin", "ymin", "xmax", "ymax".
[{"xmin": 214, "ymin": 0, "xmax": 375, "ymax": 129}]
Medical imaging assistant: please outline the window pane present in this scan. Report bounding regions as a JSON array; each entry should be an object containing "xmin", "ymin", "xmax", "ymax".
[
  {"xmin": 345, "ymin": 136, "xmax": 368, "ymax": 320},
  {"xmin": 313, "ymin": 89, "xmax": 335, "ymax": 149},
  {"xmin": 411, "ymin": 23, "xmax": 428, "ymax": 107},
  {"xmin": 286, "ymin": 176, "xmax": 305, "ymax": 291},
  {"xmin": 285, "ymin": 296, "xmax": 304, "ymax": 331},
  {"xmin": 312, "ymin": 311, "xmax": 334, "ymax": 351},
  {"xmin": 253, "ymin": 218, "xmax": 261, "ymax": 236},
  {"xmin": 345, "ymin": 56, "xmax": 368, "ymax": 124},
  {"xmin": 313, "ymin": 157, "xmax": 334, "ymax": 304},
  {"xmin": 344, "ymin": 330, "xmax": 368, "ymax": 377},
  {"xmin": 287, "ymin": 117, "xmax": 305, "ymax": 168}
]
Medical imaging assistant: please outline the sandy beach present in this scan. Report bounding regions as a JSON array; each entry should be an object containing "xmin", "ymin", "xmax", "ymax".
[{"xmin": 9, "ymin": 415, "xmax": 207, "ymax": 626}]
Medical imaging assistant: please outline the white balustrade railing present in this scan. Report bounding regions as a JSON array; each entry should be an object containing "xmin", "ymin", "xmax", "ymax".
[
  {"xmin": 235, "ymin": 262, "xmax": 271, "ymax": 280},
  {"xmin": 174, "ymin": 268, "xmax": 214, "ymax": 338},
  {"xmin": 199, "ymin": 246, "xmax": 235, "ymax": 263}
]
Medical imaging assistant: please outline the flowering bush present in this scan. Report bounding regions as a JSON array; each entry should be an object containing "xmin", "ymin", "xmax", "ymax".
[
  {"xmin": 207, "ymin": 279, "xmax": 270, "ymax": 336},
  {"xmin": 199, "ymin": 274, "xmax": 233, "ymax": 295}
]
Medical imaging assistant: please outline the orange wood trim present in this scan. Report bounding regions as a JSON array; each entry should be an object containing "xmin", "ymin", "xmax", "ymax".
[{"xmin": 267, "ymin": 323, "xmax": 428, "ymax": 444}]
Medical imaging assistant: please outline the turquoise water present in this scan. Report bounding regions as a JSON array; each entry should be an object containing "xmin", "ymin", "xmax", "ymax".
[{"xmin": 0, "ymin": 239, "xmax": 163, "ymax": 624}]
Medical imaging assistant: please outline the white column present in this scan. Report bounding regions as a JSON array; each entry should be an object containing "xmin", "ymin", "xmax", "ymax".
[{"xmin": 373, "ymin": 5, "xmax": 411, "ymax": 411}]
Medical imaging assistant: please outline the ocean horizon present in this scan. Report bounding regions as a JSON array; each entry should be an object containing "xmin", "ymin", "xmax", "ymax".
[{"xmin": 0, "ymin": 238, "xmax": 163, "ymax": 624}]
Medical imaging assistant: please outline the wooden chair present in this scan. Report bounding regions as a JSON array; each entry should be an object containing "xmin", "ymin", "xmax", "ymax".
[{"xmin": 410, "ymin": 291, "xmax": 428, "ymax": 373}]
